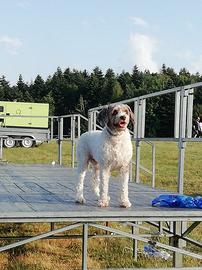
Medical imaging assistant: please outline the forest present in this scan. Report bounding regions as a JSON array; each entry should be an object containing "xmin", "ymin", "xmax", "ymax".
[{"xmin": 0, "ymin": 64, "xmax": 202, "ymax": 137}]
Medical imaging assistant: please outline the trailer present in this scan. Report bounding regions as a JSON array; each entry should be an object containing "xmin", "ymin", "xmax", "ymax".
[{"xmin": 0, "ymin": 101, "xmax": 50, "ymax": 148}]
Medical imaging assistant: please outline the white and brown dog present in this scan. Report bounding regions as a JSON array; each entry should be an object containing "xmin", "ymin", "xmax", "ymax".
[{"xmin": 75, "ymin": 104, "xmax": 134, "ymax": 208}]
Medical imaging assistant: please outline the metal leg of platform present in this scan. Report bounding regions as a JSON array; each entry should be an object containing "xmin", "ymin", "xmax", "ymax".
[
  {"xmin": 82, "ymin": 223, "xmax": 88, "ymax": 270},
  {"xmin": 171, "ymin": 221, "xmax": 183, "ymax": 267},
  {"xmin": 132, "ymin": 222, "xmax": 139, "ymax": 261},
  {"xmin": 50, "ymin": 222, "xmax": 55, "ymax": 231}
]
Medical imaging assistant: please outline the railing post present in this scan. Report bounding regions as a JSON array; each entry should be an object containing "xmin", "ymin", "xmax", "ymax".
[
  {"xmin": 71, "ymin": 115, "xmax": 76, "ymax": 168},
  {"xmin": 57, "ymin": 117, "xmax": 63, "ymax": 166},
  {"xmin": 186, "ymin": 88, "xmax": 194, "ymax": 138},
  {"xmin": 77, "ymin": 115, "xmax": 81, "ymax": 138},
  {"xmin": 135, "ymin": 140, "xmax": 141, "ymax": 184},
  {"xmin": 177, "ymin": 87, "xmax": 188, "ymax": 194},
  {"xmin": 0, "ymin": 137, "xmax": 3, "ymax": 160},
  {"xmin": 141, "ymin": 99, "xmax": 146, "ymax": 138},
  {"xmin": 174, "ymin": 90, "xmax": 180, "ymax": 138},
  {"xmin": 88, "ymin": 111, "xmax": 93, "ymax": 131},
  {"xmin": 152, "ymin": 143, "xmax": 156, "ymax": 188},
  {"xmin": 93, "ymin": 111, "xmax": 97, "ymax": 130},
  {"xmin": 50, "ymin": 117, "xmax": 54, "ymax": 140},
  {"xmin": 135, "ymin": 98, "xmax": 145, "ymax": 183},
  {"xmin": 134, "ymin": 100, "xmax": 138, "ymax": 139}
]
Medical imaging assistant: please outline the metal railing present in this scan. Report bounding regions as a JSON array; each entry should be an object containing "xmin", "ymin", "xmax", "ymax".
[
  {"xmin": 1, "ymin": 82, "xmax": 202, "ymax": 194},
  {"xmin": 88, "ymin": 82, "xmax": 202, "ymax": 194},
  {"xmin": 0, "ymin": 113, "xmax": 88, "ymax": 167}
]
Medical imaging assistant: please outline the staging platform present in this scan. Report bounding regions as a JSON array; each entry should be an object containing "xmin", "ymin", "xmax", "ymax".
[
  {"xmin": 0, "ymin": 164, "xmax": 201, "ymax": 223},
  {"xmin": 0, "ymin": 164, "xmax": 201, "ymax": 269}
]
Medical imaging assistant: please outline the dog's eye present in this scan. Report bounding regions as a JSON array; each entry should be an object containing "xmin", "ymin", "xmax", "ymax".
[{"xmin": 112, "ymin": 110, "xmax": 118, "ymax": 115}]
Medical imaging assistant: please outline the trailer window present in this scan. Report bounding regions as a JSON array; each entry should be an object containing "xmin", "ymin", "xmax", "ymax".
[{"xmin": 0, "ymin": 106, "xmax": 4, "ymax": 112}]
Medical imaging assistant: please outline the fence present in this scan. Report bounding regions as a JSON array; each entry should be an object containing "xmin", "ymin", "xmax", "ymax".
[
  {"xmin": 0, "ymin": 82, "xmax": 202, "ymax": 193},
  {"xmin": 0, "ymin": 114, "xmax": 88, "ymax": 166},
  {"xmin": 88, "ymin": 82, "xmax": 202, "ymax": 194}
]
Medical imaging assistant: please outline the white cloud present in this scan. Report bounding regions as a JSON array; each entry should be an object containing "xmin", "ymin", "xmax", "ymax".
[
  {"xmin": 129, "ymin": 16, "xmax": 149, "ymax": 28},
  {"xmin": 129, "ymin": 33, "xmax": 159, "ymax": 72},
  {"xmin": 176, "ymin": 49, "xmax": 202, "ymax": 74},
  {"xmin": 176, "ymin": 50, "xmax": 193, "ymax": 61},
  {"xmin": 0, "ymin": 35, "xmax": 23, "ymax": 55},
  {"xmin": 190, "ymin": 55, "xmax": 202, "ymax": 74},
  {"xmin": 185, "ymin": 21, "xmax": 194, "ymax": 31},
  {"xmin": 17, "ymin": 0, "xmax": 31, "ymax": 9}
]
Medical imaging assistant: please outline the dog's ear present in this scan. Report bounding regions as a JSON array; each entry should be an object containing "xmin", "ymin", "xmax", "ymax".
[
  {"xmin": 97, "ymin": 106, "xmax": 109, "ymax": 127},
  {"xmin": 126, "ymin": 105, "xmax": 135, "ymax": 125}
]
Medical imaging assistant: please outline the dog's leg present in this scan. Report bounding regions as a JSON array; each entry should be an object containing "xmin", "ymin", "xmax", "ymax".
[
  {"xmin": 98, "ymin": 167, "xmax": 110, "ymax": 207},
  {"xmin": 91, "ymin": 162, "xmax": 100, "ymax": 199},
  {"xmin": 75, "ymin": 159, "xmax": 88, "ymax": 204},
  {"xmin": 120, "ymin": 166, "xmax": 131, "ymax": 208}
]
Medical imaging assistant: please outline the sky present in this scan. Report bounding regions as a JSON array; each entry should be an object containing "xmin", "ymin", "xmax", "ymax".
[{"xmin": 1, "ymin": 0, "xmax": 202, "ymax": 85}]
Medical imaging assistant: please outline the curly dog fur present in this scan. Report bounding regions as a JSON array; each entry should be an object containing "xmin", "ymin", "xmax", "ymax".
[{"xmin": 75, "ymin": 104, "xmax": 134, "ymax": 208}]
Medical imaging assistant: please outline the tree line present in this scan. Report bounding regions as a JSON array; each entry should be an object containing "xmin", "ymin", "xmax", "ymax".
[{"xmin": 0, "ymin": 64, "xmax": 202, "ymax": 136}]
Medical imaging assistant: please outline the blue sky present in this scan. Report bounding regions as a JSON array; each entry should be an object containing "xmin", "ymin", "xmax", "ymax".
[{"xmin": 1, "ymin": 0, "xmax": 202, "ymax": 85}]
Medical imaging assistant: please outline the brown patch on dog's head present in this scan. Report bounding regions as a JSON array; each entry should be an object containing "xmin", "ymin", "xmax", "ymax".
[
  {"xmin": 125, "ymin": 104, "xmax": 135, "ymax": 124},
  {"xmin": 98, "ymin": 104, "xmax": 135, "ymax": 131},
  {"xmin": 97, "ymin": 106, "xmax": 110, "ymax": 127}
]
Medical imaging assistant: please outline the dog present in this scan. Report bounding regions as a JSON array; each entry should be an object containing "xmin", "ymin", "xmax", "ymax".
[{"xmin": 75, "ymin": 104, "xmax": 135, "ymax": 208}]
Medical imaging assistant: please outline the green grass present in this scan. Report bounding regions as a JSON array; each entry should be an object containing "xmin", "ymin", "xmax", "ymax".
[
  {"xmin": 3, "ymin": 140, "xmax": 74, "ymax": 167},
  {"xmin": 0, "ymin": 141, "xmax": 201, "ymax": 269},
  {"xmin": 135, "ymin": 141, "xmax": 202, "ymax": 195}
]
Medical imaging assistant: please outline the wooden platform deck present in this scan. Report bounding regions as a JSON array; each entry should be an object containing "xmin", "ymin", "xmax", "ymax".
[{"xmin": 0, "ymin": 164, "xmax": 201, "ymax": 223}]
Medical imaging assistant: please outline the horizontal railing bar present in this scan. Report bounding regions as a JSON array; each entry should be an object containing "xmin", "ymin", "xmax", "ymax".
[
  {"xmin": 133, "ymin": 137, "xmax": 202, "ymax": 142},
  {"xmin": 136, "ymin": 138, "xmax": 180, "ymax": 142},
  {"xmin": 0, "ymin": 113, "xmax": 88, "ymax": 119},
  {"xmin": 89, "ymin": 81, "xmax": 202, "ymax": 112}
]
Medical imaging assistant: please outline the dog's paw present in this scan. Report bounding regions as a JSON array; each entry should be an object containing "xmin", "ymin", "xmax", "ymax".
[
  {"xmin": 75, "ymin": 196, "xmax": 86, "ymax": 204},
  {"xmin": 120, "ymin": 200, "xmax": 132, "ymax": 208},
  {"xmin": 98, "ymin": 199, "xmax": 109, "ymax": 207},
  {"xmin": 94, "ymin": 188, "xmax": 100, "ymax": 200}
]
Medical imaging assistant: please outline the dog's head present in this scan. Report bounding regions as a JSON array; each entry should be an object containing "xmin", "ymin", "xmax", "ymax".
[{"xmin": 97, "ymin": 104, "xmax": 135, "ymax": 132}]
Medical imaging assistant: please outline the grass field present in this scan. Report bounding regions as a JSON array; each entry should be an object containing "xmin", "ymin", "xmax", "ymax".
[{"xmin": 0, "ymin": 140, "xmax": 201, "ymax": 269}]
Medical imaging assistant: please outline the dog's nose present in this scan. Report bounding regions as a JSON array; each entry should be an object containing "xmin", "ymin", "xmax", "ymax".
[{"xmin": 120, "ymin": 115, "xmax": 126, "ymax": 120}]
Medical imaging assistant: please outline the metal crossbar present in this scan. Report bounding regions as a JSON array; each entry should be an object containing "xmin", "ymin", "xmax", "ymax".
[
  {"xmin": 147, "ymin": 221, "xmax": 202, "ymax": 249},
  {"xmin": 90, "ymin": 223, "xmax": 202, "ymax": 261},
  {"xmin": 0, "ymin": 223, "xmax": 82, "ymax": 252}
]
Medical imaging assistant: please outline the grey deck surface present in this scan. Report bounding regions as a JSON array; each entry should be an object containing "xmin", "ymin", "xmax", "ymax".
[{"xmin": 0, "ymin": 164, "xmax": 201, "ymax": 223}]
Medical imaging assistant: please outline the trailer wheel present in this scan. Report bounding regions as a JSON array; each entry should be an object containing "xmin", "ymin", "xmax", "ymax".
[
  {"xmin": 4, "ymin": 137, "xmax": 16, "ymax": 148},
  {"xmin": 21, "ymin": 137, "xmax": 34, "ymax": 148}
]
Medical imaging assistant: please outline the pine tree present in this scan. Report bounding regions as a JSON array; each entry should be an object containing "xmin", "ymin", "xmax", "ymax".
[
  {"xmin": 30, "ymin": 75, "xmax": 46, "ymax": 102},
  {"xmin": 131, "ymin": 65, "xmax": 143, "ymax": 88},
  {"xmin": 17, "ymin": 75, "xmax": 32, "ymax": 102}
]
